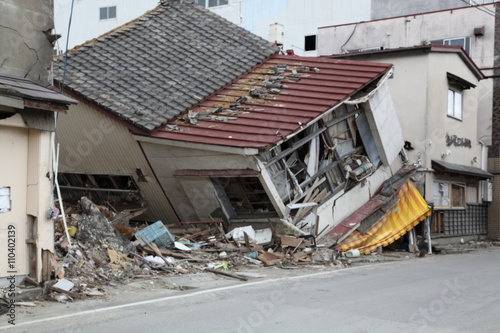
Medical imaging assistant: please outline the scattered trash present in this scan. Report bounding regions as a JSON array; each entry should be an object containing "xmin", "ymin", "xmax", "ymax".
[
  {"xmin": 52, "ymin": 278, "xmax": 74, "ymax": 292},
  {"xmin": 135, "ymin": 221, "xmax": 175, "ymax": 248},
  {"xmin": 44, "ymin": 196, "xmax": 396, "ymax": 303},
  {"xmin": 345, "ymin": 249, "xmax": 360, "ymax": 258}
]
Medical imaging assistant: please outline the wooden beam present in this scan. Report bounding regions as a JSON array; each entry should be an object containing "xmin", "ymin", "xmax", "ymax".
[
  {"xmin": 24, "ymin": 99, "xmax": 68, "ymax": 113},
  {"xmin": 205, "ymin": 268, "xmax": 248, "ymax": 281}
]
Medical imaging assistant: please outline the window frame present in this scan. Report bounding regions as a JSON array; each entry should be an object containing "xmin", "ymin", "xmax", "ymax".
[
  {"xmin": 447, "ymin": 87, "xmax": 463, "ymax": 120},
  {"xmin": 196, "ymin": 0, "xmax": 229, "ymax": 8},
  {"xmin": 432, "ymin": 180, "xmax": 466, "ymax": 209},
  {"xmin": 99, "ymin": 6, "xmax": 117, "ymax": 21},
  {"xmin": 0, "ymin": 187, "xmax": 11, "ymax": 213},
  {"xmin": 443, "ymin": 37, "xmax": 471, "ymax": 55}
]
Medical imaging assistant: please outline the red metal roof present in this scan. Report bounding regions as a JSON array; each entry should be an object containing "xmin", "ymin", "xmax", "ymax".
[{"xmin": 150, "ymin": 54, "xmax": 392, "ymax": 150}]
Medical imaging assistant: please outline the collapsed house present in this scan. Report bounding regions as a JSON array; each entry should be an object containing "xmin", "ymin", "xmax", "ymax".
[
  {"xmin": 136, "ymin": 54, "xmax": 414, "ymax": 248},
  {"xmin": 327, "ymin": 45, "xmax": 492, "ymax": 245},
  {"xmin": 53, "ymin": 0, "xmax": 278, "ymax": 224}
]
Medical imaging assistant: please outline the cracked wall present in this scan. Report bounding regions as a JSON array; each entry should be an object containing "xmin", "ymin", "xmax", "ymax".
[{"xmin": 0, "ymin": 0, "xmax": 54, "ymax": 86}]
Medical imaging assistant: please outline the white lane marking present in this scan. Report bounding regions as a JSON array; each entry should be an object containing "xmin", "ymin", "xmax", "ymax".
[{"xmin": 0, "ymin": 262, "xmax": 396, "ymax": 330}]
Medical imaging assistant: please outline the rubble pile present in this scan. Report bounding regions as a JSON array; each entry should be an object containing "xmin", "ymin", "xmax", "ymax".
[{"xmin": 49, "ymin": 197, "xmax": 342, "ymax": 302}]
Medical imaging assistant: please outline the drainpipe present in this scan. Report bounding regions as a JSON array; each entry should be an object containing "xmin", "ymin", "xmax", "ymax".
[{"xmin": 478, "ymin": 140, "xmax": 486, "ymax": 170}]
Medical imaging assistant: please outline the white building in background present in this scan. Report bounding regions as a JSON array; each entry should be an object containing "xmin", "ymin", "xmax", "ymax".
[
  {"xmin": 196, "ymin": 0, "xmax": 491, "ymax": 56},
  {"xmin": 54, "ymin": 0, "xmax": 491, "ymax": 56},
  {"xmin": 53, "ymin": 0, "xmax": 159, "ymax": 53},
  {"xmin": 195, "ymin": 0, "xmax": 371, "ymax": 56}
]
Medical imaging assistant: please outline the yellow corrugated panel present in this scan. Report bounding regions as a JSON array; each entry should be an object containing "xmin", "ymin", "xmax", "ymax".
[{"xmin": 338, "ymin": 180, "xmax": 430, "ymax": 254}]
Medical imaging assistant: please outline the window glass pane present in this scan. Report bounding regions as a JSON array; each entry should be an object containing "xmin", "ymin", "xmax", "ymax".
[
  {"xmin": 445, "ymin": 38, "xmax": 465, "ymax": 49},
  {"xmin": 196, "ymin": 0, "xmax": 206, "ymax": 7},
  {"xmin": 220, "ymin": 0, "xmax": 229, "ymax": 5},
  {"xmin": 108, "ymin": 6, "xmax": 116, "ymax": 19},
  {"xmin": 433, "ymin": 182, "xmax": 450, "ymax": 208},
  {"xmin": 208, "ymin": 0, "xmax": 218, "ymax": 7},
  {"xmin": 0, "ymin": 187, "xmax": 11, "ymax": 213},
  {"xmin": 99, "ymin": 7, "xmax": 107, "ymax": 20},
  {"xmin": 454, "ymin": 91, "xmax": 462, "ymax": 119},
  {"xmin": 447, "ymin": 89, "xmax": 454, "ymax": 117}
]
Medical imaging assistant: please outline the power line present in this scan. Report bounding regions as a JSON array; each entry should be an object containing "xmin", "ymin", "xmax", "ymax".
[
  {"xmin": 60, "ymin": 0, "xmax": 76, "ymax": 93},
  {"xmin": 459, "ymin": 0, "xmax": 500, "ymax": 19}
]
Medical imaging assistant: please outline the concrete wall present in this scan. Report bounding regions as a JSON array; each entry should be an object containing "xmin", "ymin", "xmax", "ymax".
[
  {"xmin": 330, "ymin": 51, "xmax": 484, "ymax": 204},
  {"xmin": 0, "ymin": 0, "xmax": 55, "ymax": 86},
  {"xmin": 55, "ymin": 98, "xmax": 179, "ymax": 224},
  {"xmin": 54, "ymin": 0, "xmax": 159, "ymax": 51},
  {"xmin": 0, "ymin": 116, "xmax": 29, "ymax": 280},
  {"xmin": 370, "ymin": 0, "xmax": 488, "ymax": 20},
  {"xmin": 205, "ymin": 0, "xmax": 371, "ymax": 56},
  {"xmin": 318, "ymin": 5, "xmax": 495, "ymax": 146},
  {"xmin": 425, "ymin": 53, "xmax": 483, "ymax": 172}
]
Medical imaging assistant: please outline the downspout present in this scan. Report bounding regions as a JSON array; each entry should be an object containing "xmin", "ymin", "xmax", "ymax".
[{"xmin": 478, "ymin": 140, "xmax": 486, "ymax": 170}]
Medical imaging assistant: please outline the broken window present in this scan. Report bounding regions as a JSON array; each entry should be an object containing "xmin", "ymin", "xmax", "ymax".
[
  {"xmin": 261, "ymin": 104, "xmax": 374, "ymax": 216},
  {"xmin": 57, "ymin": 173, "xmax": 143, "ymax": 210},
  {"xmin": 100, "ymin": 6, "xmax": 117, "ymax": 20},
  {"xmin": 0, "ymin": 187, "xmax": 11, "ymax": 213},
  {"xmin": 212, "ymin": 177, "xmax": 278, "ymax": 219}
]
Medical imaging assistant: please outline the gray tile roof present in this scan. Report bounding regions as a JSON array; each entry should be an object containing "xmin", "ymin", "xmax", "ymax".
[
  {"xmin": 0, "ymin": 73, "xmax": 76, "ymax": 105},
  {"xmin": 54, "ymin": 0, "xmax": 278, "ymax": 132}
]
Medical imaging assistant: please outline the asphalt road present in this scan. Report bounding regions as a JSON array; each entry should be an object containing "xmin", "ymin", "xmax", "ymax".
[{"xmin": 2, "ymin": 248, "xmax": 500, "ymax": 333}]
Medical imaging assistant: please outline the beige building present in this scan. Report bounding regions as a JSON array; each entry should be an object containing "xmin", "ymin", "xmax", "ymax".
[
  {"xmin": 0, "ymin": 75, "xmax": 76, "ymax": 284},
  {"xmin": 0, "ymin": 0, "xmax": 76, "ymax": 284},
  {"xmin": 317, "ymin": 4, "xmax": 495, "ymax": 148},
  {"xmin": 329, "ymin": 45, "xmax": 492, "ymax": 239}
]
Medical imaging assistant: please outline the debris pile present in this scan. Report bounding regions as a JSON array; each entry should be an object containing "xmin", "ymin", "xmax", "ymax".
[{"xmin": 49, "ymin": 197, "xmax": 343, "ymax": 302}]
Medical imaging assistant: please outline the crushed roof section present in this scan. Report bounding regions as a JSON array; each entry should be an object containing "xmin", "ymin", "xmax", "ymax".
[
  {"xmin": 0, "ymin": 74, "xmax": 76, "ymax": 105},
  {"xmin": 53, "ymin": 0, "xmax": 278, "ymax": 132},
  {"xmin": 150, "ymin": 54, "xmax": 392, "ymax": 150}
]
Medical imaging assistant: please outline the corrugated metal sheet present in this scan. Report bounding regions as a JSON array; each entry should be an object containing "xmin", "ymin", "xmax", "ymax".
[
  {"xmin": 337, "ymin": 180, "xmax": 431, "ymax": 254},
  {"xmin": 151, "ymin": 54, "xmax": 392, "ymax": 150}
]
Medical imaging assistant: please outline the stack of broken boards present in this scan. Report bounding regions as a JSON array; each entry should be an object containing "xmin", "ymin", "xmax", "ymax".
[{"xmin": 50, "ymin": 197, "xmax": 336, "ymax": 302}]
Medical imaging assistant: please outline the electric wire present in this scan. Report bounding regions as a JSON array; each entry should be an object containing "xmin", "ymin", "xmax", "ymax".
[{"xmin": 60, "ymin": 0, "xmax": 76, "ymax": 94}]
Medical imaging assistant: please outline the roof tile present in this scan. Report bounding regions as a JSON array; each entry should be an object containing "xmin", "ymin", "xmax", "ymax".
[
  {"xmin": 54, "ymin": 0, "xmax": 277, "ymax": 132},
  {"xmin": 150, "ymin": 54, "xmax": 392, "ymax": 150}
]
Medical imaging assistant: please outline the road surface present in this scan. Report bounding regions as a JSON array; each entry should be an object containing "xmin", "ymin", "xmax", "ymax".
[{"xmin": 2, "ymin": 248, "xmax": 499, "ymax": 332}]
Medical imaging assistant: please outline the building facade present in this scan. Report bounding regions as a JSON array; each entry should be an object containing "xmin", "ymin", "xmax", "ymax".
[
  {"xmin": 329, "ymin": 46, "xmax": 492, "ymax": 240},
  {"xmin": 0, "ymin": 0, "xmax": 76, "ymax": 284}
]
